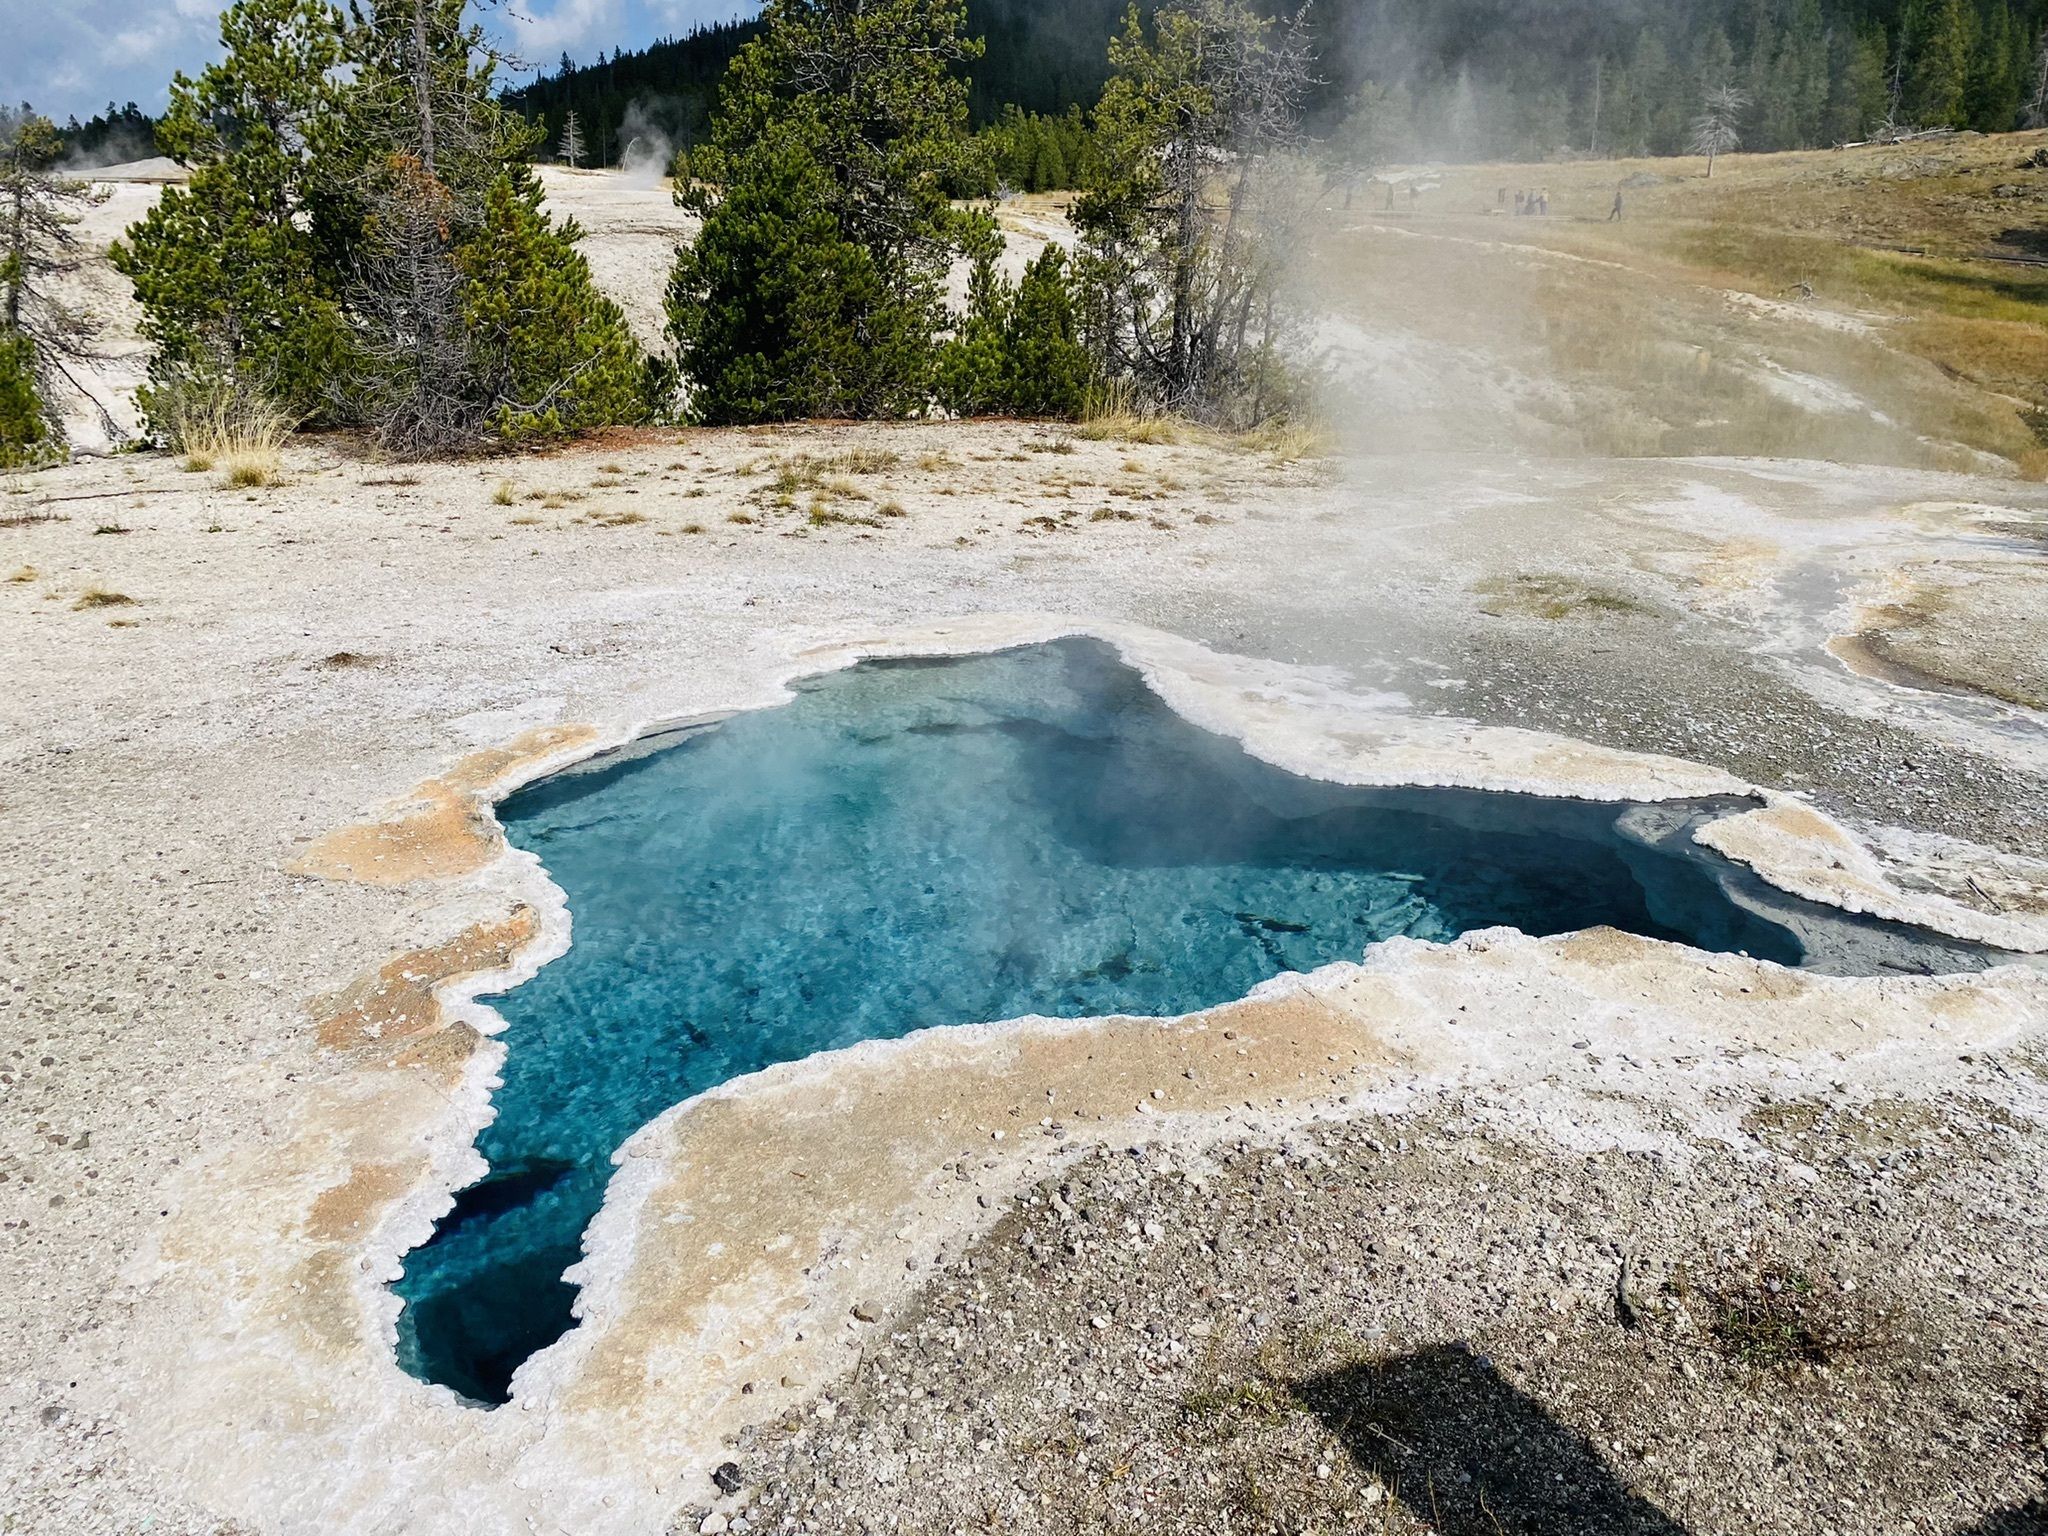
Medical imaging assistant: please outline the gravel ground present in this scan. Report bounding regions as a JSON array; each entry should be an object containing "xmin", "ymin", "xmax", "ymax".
[
  {"xmin": 723, "ymin": 1096, "xmax": 2048, "ymax": 1536},
  {"xmin": 4, "ymin": 424, "xmax": 2047, "ymax": 1534}
]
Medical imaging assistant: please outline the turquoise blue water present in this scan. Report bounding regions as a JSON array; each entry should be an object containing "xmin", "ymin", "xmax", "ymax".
[{"xmin": 390, "ymin": 638, "xmax": 1988, "ymax": 1404}]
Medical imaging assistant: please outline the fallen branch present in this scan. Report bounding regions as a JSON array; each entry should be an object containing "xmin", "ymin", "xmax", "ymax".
[{"xmin": 18, "ymin": 485, "xmax": 214, "ymax": 506}]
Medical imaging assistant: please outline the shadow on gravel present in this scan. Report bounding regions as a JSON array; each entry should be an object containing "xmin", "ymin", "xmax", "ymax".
[
  {"xmin": 1962, "ymin": 1499, "xmax": 2048, "ymax": 1535},
  {"xmin": 1295, "ymin": 1344, "xmax": 2047, "ymax": 1535},
  {"xmin": 1293, "ymin": 1343, "xmax": 1686, "ymax": 1535}
]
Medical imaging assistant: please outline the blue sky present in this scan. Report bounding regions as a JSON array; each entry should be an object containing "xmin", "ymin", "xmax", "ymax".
[{"xmin": 2, "ymin": 0, "xmax": 752, "ymax": 125}]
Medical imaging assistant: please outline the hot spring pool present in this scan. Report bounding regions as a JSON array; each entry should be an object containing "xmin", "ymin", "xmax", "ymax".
[{"xmin": 391, "ymin": 638, "xmax": 1996, "ymax": 1403}]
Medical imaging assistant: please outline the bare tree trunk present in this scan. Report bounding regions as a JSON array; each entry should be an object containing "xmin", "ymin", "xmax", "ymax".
[
  {"xmin": 2027, "ymin": 27, "xmax": 2048, "ymax": 127},
  {"xmin": 5, "ymin": 182, "xmax": 25, "ymax": 330},
  {"xmin": 412, "ymin": 0, "xmax": 437, "ymax": 175},
  {"xmin": 1168, "ymin": 127, "xmax": 1202, "ymax": 411},
  {"xmin": 1589, "ymin": 57, "xmax": 1603, "ymax": 156}
]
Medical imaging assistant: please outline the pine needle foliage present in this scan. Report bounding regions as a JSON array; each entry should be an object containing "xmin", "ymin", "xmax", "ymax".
[
  {"xmin": 458, "ymin": 174, "xmax": 650, "ymax": 440},
  {"xmin": 666, "ymin": 0, "xmax": 992, "ymax": 423},
  {"xmin": 936, "ymin": 246, "xmax": 1093, "ymax": 418},
  {"xmin": 111, "ymin": 0, "xmax": 353, "ymax": 431},
  {"xmin": 114, "ymin": 0, "xmax": 650, "ymax": 458},
  {"xmin": 672, "ymin": 130, "xmax": 937, "ymax": 423},
  {"xmin": 1074, "ymin": 0, "xmax": 1317, "ymax": 426}
]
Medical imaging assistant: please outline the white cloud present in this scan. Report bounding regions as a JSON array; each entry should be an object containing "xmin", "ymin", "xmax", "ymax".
[
  {"xmin": 502, "ymin": 0, "xmax": 623, "ymax": 60},
  {"xmin": 641, "ymin": 0, "xmax": 757, "ymax": 33},
  {"xmin": 3, "ymin": 0, "xmax": 224, "ymax": 116}
]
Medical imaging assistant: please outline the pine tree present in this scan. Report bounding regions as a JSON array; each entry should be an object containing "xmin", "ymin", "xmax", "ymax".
[
  {"xmin": 1825, "ymin": 20, "xmax": 1891, "ymax": 142},
  {"xmin": 1901, "ymin": 0, "xmax": 1970, "ymax": 126},
  {"xmin": 933, "ymin": 253, "xmax": 1012, "ymax": 415},
  {"xmin": 1003, "ymin": 245, "xmax": 1091, "ymax": 416},
  {"xmin": 110, "ymin": 0, "xmax": 353, "ymax": 431},
  {"xmin": 339, "ymin": 0, "xmax": 598, "ymax": 454},
  {"xmin": 559, "ymin": 110, "xmax": 585, "ymax": 167},
  {"xmin": 2026, "ymin": 23, "xmax": 2048, "ymax": 126},
  {"xmin": 0, "ymin": 113, "xmax": 106, "ymax": 463},
  {"xmin": 1622, "ymin": 28, "xmax": 1679, "ymax": 154},
  {"xmin": 1766, "ymin": 0, "xmax": 1829, "ymax": 150},
  {"xmin": 666, "ymin": 0, "xmax": 990, "ymax": 422},
  {"xmin": 1328, "ymin": 82, "xmax": 1404, "ymax": 204},
  {"xmin": 667, "ymin": 130, "xmax": 920, "ymax": 422},
  {"xmin": 935, "ymin": 244, "xmax": 1091, "ymax": 418},
  {"xmin": 1965, "ymin": 3, "xmax": 2023, "ymax": 130},
  {"xmin": 457, "ymin": 173, "xmax": 649, "ymax": 439},
  {"xmin": 118, "ymin": 0, "xmax": 649, "ymax": 456}
]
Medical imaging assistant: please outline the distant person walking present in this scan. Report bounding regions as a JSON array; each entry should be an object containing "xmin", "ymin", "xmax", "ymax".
[
  {"xmin": 1609, "ymin": 186, "xmax": 1624, "ymax": 221},
  {"xmin": 1514, "ymin": 189, "xmax": 1526, "ymax": 215},
  {"xmin": 1537, "ymin": 187, "xmax": 1551, "ymax": 215},
  {"xmin": 1385, "ymin": 180, "xmax": 1395, "ymax": 212},
  {"xmin": 1408, "ymin": 181, "xmax": 1419, "ymax": 210}
]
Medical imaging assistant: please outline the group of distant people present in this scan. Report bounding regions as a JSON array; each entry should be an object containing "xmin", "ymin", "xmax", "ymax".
[{"xmin": 1488, "ymin": 185, "xmax": 1629, "ymax": 221}]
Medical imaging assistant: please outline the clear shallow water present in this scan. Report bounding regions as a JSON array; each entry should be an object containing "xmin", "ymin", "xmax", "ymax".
[{"xmin": 392, "ymin": 638, "xmax": 1995, "ymax": 1403}]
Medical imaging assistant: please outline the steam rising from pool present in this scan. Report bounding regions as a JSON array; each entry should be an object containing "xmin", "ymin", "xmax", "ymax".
[{"xmin": 392, "ymin": 638, "xmax": 1991, "ymax": 1403}]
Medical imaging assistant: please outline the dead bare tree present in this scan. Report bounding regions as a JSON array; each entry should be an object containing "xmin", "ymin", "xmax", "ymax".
[
  {"xmin": 1689, "ymin": 85, "xmax": 1749, "ymax": 177},
  {"xmin": 0, "ymin": 111, "xmax": 113, "ymax": 458},
  {"xmin": 339, "ymin": 0, "xmax": 532, "ymax": 455},
  {"xmin": 2025, "ymin": 26, "xmax": 2048, "ymax": 129},
  {"xmin": 347, "ymin": 155, "xmax": 477, "ymax": 457},
  {"xmin": 1075, "ymin": 0, "xmax": 1318, "ymax": 425}
]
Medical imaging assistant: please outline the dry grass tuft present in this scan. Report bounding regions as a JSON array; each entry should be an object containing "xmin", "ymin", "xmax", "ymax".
[
  {"xmin": 1074, "ymin": 380, "xmax": 1187, "ymax": 444},
  {"xmin": 833, "ymin": 447, "xmax": 901, "ymax": 475},
  {"xmin": 224, "ymin": 450, "xmax": 286, "ymax": 488},
  {"xmin": 7, "ymin": 564, "xmax": 38, "ymax": 582},
  {"xmin": 1075, "ymin": 409, "xmax": 1184, "ymax": 445},
  {"xmin": 807, "ymin": 497, "xmax": 880, "ymax": 528},
  {"xmin": 73, "ymin": 586, "xmax": 136, "ymax": 610},
  {"xmin": 1236, "ymin": 416, "xmax": 1332, "ymax": 461},
  {"xmin": 1681, "ymin": 1247, "xmax": 1889, "ymax": 1374},
  {"xmin": 492, "ymin": 480, "xmax": 517, "ymax": 506},
  {"xmin": 1475, "ymin": 573, "xmax": 1651, "ymax": 621},
  {"xmin": 156, "ymin": 375, "xmax": 294, "ymax": 488}
]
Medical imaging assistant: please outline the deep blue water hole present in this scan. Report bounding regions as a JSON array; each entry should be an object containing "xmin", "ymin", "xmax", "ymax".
[{"xmin": 391, "ymin": 638, "xmax": 1993, "ymax": 1404}]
